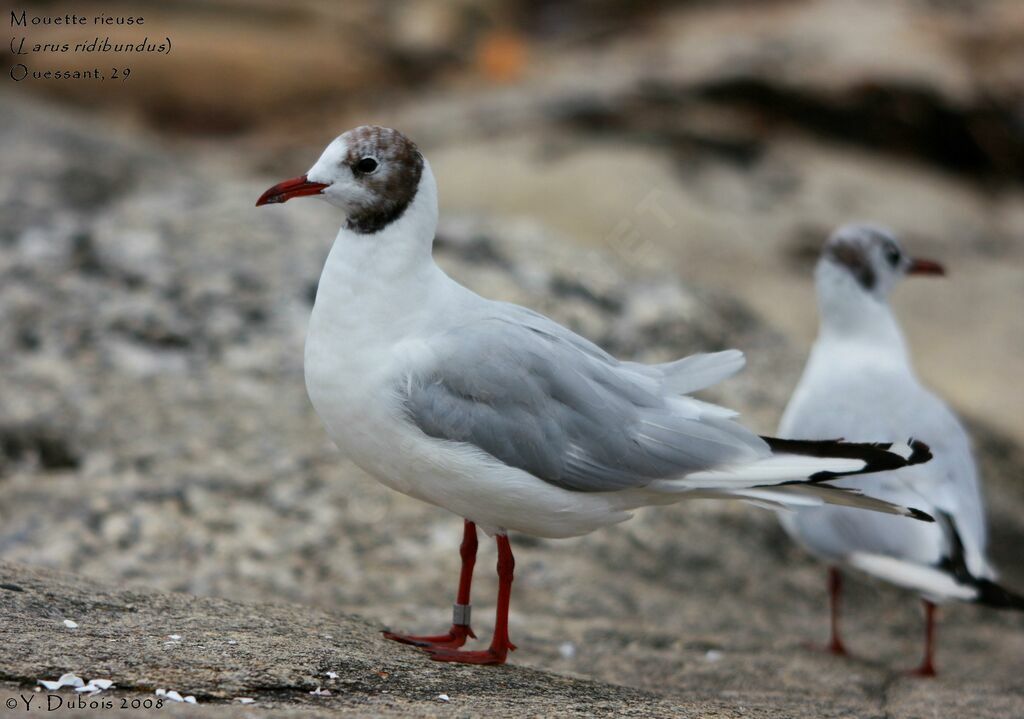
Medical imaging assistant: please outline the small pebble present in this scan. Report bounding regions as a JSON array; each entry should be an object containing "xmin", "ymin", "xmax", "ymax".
[
  {"xmin": 63, "ymin": 619, "xmax": 78, "ymax": 629},
  {"xmin": 437, "ymin": 693, "xmax": 450, "ymax": 702},
  {"xmin": 235, "ymin": 698, "xmax": 256, "ymax": 704}
]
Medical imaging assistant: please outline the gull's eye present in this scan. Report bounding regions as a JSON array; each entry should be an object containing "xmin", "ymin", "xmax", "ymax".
[
  {"xmin": 883, "ymin": 242, "xmax": 901, "ymax": 267},
  {"xmin": 355, "ymin": 157, "xmax": 379, "ymax": 174}
]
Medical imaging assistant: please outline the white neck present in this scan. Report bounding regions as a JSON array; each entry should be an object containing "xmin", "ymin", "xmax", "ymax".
[
  {"xmin": 310, "ymin": 162, "xmax": 451, "ymax": 337},
  {"xmin": 814, "ymin": 260, "xmax": 910, "ymax": 362}
]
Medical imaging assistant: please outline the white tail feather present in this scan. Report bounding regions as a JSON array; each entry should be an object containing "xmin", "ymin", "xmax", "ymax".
[
  {"xmin": 848, "ymin": 553, "xmax": 977, "ymax": 601},
  {"xmin": 683, "ymin": 485, "xmax": 925, "ymax": 518},
  {"xmin": 649, "ymin": 454, "xmax": 867, "ymax": 491}
]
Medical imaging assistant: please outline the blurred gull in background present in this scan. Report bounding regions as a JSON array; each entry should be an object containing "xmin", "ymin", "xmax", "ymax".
[{"xmin": 777, "ymin": 224, "xmax": 1024, "ymax": 676}]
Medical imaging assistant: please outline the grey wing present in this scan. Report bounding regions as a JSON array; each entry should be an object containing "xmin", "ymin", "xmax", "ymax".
[{"xmin": 401, "ymin": 307, "xmax": 767, "ymax": 492}]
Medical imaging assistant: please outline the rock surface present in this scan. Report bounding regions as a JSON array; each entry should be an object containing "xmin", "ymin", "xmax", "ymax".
[{"xmin": 0, "ymin": 562, "xmax": 684, "ymax": 717}]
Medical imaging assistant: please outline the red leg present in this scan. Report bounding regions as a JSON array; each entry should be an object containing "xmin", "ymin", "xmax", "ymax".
[
  {"xmin": 804, "ymin": 567, "xmax": 849, "ymax": 656},
  {"xmin": 826, "ymin": 567, "xmax": 849, "ymax": 656},
  {"xmin": 383, "ymin": 520, "xmax": 478, "ymax": 649},
  {"xmin": 908, "ymin": 600, "xmax": 938, "ymax": 677},
  {"xmin": 423, "ymin": 533, "xmax": 517, "ymax": 665}
]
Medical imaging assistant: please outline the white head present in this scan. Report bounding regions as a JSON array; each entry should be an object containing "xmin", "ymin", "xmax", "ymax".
[
  {"xmin": 256, "ymin": 126, "xmax": 430, "ymax": 235},
  {"xmin": 816, "ymin": 223, "xmax": 945, "ymax": 306}
]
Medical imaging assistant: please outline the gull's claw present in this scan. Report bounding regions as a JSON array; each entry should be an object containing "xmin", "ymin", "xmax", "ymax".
[
  {"xmin": 382, "ymin": 625, "xmax": 475, "ymax": 650},
  {"xmin": 422, "ymin": 645, "xmax": 511, "ymax": 665}
]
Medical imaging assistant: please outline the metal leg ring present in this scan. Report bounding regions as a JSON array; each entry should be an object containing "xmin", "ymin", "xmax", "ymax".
[{"xmin": 452, "ymin": 603, "xmax": 471, "ymax": 626}]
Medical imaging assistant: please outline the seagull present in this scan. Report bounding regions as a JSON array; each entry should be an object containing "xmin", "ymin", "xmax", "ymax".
[
  {"xmin": 256, "ymin": 127, "xmax": 932, "ymax": 665},
  {"xmin": 777, "ymin": 223, "xmax": 1024, "ymax": 676}
]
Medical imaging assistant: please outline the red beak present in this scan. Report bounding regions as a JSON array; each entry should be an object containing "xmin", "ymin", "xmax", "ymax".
[
  {"xmin": 255, "ymin": 175, "xmax": 328, "ymax": 206},
  {"xmin": 906, "ymin": 258, "xmax": 946, "ymax": 276}
]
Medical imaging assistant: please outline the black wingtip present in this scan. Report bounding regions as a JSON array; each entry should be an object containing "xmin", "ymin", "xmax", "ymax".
[
  {"xmin": 935, "ymin": 510, "xmax": 1024, "ymax": 610},
  {"xmin": 907, "ymin": 438, "xmax": 933, "ymax": 466},
  {"xmin": 761, "ymin": 435, "xmax": 919, "ymax": 483},
  {"xmin": 908, "ymin": 507, "xmax": 935, "ymax": 523},
  {"xmin": 974, "ymin": 579, "xmax": 1024, "ymax": 612}
]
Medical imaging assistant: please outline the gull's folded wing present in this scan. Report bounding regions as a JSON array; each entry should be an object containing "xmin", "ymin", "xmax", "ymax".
[{"xmin": 399, "ymin": 304, "xmax": 930, "ymax": 516}]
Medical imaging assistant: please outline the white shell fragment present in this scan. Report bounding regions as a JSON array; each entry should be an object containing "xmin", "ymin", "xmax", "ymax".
[
  {"xmin": 61, "ymin": 673, "xmax": 85, "ymax": 688},
  {"xmin": 155, "ymin": 689, "xmax": 195, "ymax": 703},
  {"xmin": 37, "ymin": 673, "xmax": 86, "ymax": 691},
  {"xmin": 309, "ymin": 687, "xmax": 331, "ymax": 697},
  {"xmin": 325, "ymin": 671, "xmax": 339, "ymax": 679},
  {"xmin": 75, "ymin": 678, "xmax": 116, "ymax": 696},
  {"xmin": 235, "ymin": 697, "xmax": 256, "ymax": 704},
  {"xmin": 63, "ymin": 620, "xmax": 78, "ymax": 629},
  {"xmin": 437, "ymin": 693, "xmax": 451, "ymax": 702}
]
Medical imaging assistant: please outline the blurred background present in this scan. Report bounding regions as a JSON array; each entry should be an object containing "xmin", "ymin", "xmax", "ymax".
[{"xmin": 2, "ymin": 0, "xmax": 1023, "ymax": 714}]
